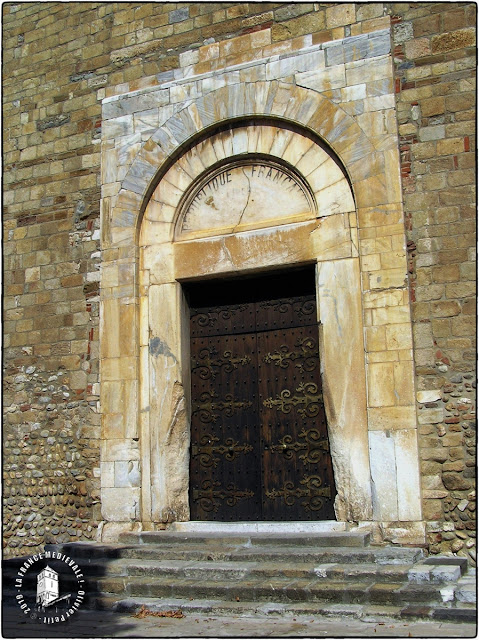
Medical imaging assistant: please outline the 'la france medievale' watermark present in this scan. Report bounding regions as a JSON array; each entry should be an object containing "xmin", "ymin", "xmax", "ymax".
[{"xmin": 15, "ymin": 550, "xmax": 85, "ymax": 624}]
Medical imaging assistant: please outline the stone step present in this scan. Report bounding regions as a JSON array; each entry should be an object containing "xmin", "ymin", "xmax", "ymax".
[
  {"xmin": 44, "ymin": 541, "xmax": 424, "ymax": 565},
  {"xmin": 110, "ymin": 595, "xmax": 477, "ymax": 623},
  {"xmin": 87, "ymin": 574, "xmax": 452, "ymax": 607},
  {"xmin": 4, "ymin": 537, "xmax": 474, "ymax": 626},
  {"xmin": 3, "ymin": 556, "xmax": 462, "ymax": 588},
  {"xmin": 117, "ymin": 530, "xmax": 371, "ymax": 548},
  {"xmin": 168, "ymin": 521, "xmax": 349, "ymax": 534},
  {"xmin": 34, "ymin": 558, "xmax": 418, "ymax": 582},
  {"xmin": 3, "ymin": 588, "xmax": 475, "ymax": 625},
  {"xmin": 121, "ymin": 559, "xmax": 420, "ymax": 582}
]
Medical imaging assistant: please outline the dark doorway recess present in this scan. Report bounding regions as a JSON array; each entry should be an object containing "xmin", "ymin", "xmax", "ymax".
[{"xmin": 184, "ymin": 267, "xmax": 336, "ymax": 521}]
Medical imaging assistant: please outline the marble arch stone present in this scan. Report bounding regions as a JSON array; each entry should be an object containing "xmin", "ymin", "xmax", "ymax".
[{"xmin": 104, "ymin": 82, "xmax": 382, "ymax": 252}]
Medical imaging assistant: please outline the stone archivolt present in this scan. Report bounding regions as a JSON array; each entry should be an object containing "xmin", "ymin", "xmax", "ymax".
[{"xmin": 140, "ymin": 123, "xmax": 354, "ymax": 244}]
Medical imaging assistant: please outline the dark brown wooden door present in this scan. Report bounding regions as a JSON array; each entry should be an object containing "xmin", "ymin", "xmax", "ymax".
[{"xmin": 188, "ymin": 272, "xmax": 336, "ymax": 521}]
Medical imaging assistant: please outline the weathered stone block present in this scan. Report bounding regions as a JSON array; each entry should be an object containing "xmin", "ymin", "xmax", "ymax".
[
  {"xmin": 326, "ymin": 3, "xmax": 355, "ymax": 29},
  {"xmin": 431, "ymin": 28, "xmax": 476, "ymax": 53},
  {"xmin": 418, "ymin": 407, "xmax": 444, "ymax": 425}
]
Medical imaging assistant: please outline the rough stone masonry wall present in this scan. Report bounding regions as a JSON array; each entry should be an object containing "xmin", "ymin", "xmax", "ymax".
[
  {"xmin": 2, "ymin": 2, "xmax": 476, "ymax": 559},
  {"xmin": 391, "ymin": 3, "xmax": 476, "ymax": 564}
]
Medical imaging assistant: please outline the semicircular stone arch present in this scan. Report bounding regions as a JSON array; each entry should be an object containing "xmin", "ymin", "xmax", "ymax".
[
  {"xmin": 103, "ymin": 81, "xmax": 385, "ymax": 253},
  {"xmin": 140, "ymin": 121, "xmax": 356, "ymax": 246}
]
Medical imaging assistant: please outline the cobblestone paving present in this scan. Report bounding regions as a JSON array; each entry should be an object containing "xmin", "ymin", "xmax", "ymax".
[{"xmin": 2, "ymin": 606, "xmax": 477, "ymax": 638}]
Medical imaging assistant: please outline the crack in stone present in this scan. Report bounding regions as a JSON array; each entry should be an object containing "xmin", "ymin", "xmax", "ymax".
[
  {"xmin": 232, "ymin": 167, "xmax": 252, "ymax": 232},
  {"xmin": 221, "ymin": 237, "xmax": 234, "ymax": 265}
]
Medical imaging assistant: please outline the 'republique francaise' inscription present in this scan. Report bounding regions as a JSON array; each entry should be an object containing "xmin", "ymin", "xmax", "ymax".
[{"xmin": 178, "ymin": 161, "xmax": 315, "ymax": 238}]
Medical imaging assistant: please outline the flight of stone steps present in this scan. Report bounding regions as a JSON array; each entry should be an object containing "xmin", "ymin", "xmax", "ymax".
[{"xmin": 3, "ymin": 526, "xmax": 476, "ymax": 623}]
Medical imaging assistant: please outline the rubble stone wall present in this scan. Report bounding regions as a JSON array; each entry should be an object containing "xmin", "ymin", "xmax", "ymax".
[{"xmin": 3, "ymin": 2, "xmax": 476, "ymax": 562}]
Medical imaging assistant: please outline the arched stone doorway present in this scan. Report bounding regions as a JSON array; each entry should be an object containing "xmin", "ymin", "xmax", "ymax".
[
  {"xmin": 100, "ymin": 76, "xmax": 424, "ymax": 544},
  {"xmin": 139, "ymin": 118, "xmax": 371, "ymax": 527}
]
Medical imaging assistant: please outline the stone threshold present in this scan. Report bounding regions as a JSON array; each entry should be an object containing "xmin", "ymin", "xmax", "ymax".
[{"xmin": 167, "ymin": 521, "xmax": 350, "ymax": 534}]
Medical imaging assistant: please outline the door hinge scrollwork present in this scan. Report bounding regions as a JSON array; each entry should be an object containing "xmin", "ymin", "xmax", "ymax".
[
  {"xmin": 192, "ymin": 347, "xmax": 251, "ymax": 380},
  {"xmin": 263, "ymin": 337, "xmax": 318, "ymax": 373},
  {"xmin": 193, "ymin": 391, "xmax": 253, "ymax": 423},
  {"xmin": 192, "ymin": 480, "xmax": 254, "ymax": 512},
  {"xmin": 270, "ymin": 428, "xmax": 329, "ymax": 464},
  {"xmin": 191, "ymin": 304, "xmax": 249, "ymax": 330},
  {"xmin": 192, "ymin": 434, "xmax": 254, "ymax": 467},
  {"xmin": 263, "ymin": 382, "xmax": 323, "ymax": 418},
  {"xmin": 265, "ymin": 475, "xmax": 331, "ymax": 511},
  {"xmin": 259, "ymin": 297, "xmax": 315, "ymax": 318}
]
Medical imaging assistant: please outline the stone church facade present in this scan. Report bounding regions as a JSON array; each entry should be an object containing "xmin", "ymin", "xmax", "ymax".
[{"xmin": 3, "ymin": 2, "xmax": 476, "ymax": 563}]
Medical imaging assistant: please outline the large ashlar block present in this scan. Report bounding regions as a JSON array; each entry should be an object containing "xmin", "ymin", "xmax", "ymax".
[
  {"xmin": 101, "ymin": 379, "xmax": 138, "ymax": 439},
  {"xmin": 100, "ymin": 438, "xmax": 140, "ymax": 462},
  {"xmin": 133, "ymin": 109, "xmax": 161, "ymax": 136},
  {"xmin": 386, "ymin": 323, "xmax": 413, "ymax": 350},
  {"xmin": 119, "ymin": 301, "xmax": 138, "ymax": 357},
  {"xmin": 394, "ymin": 429, "xmax": 422, "ymax": 520},
  {"xmin": 102, "ymin": 148, "xmax": 119, "ymax": 185},
  {"xmin": 379, "ymin": 521, "xmax": 425, "ymax": 545},
  {"xmin": 147, "ymin": 283, "xmax": 190, "ymax": 522},
  {"xmin": 368, "ymin": 430, "xmax": 399, "ymax": 520},
  {"xmin": 314, "ymin": 179, "xmax": 356, "ymax": 216},
  {"xmin": 393, "ymin": 360, "xmax": 415, "ymax": 406},
  {"xmin": 368, "ymin": 350, "xmax": 399, "ymax": 363},
  {"xmin": 102, "ymin": 356, "xmax": 137, "ymax": 381},
  {"xmin": 368, "ymin": 405, "xmax": 417, "ymax": 430},
  {"xmin": 367, "ymin": 268, "xmax": 408, "ymax": 290},
  {"xmin": 384, "ymin": 147, "xmax": 403, "ymax": 204},
  {"xmin": 141, "ymin": 243, "xmax": 176, "ymax": 285},
  {"xmin": 363, "ymin": 288, "xmax": 406, "ymax": 309},
  {"xmin": 380, "ymin": 250, "xmax": 407, "ymax": 270},
  {"xmin": 316, "ymin": 258, "xmax": 372, "ymax": 521},
  {"xmin": 101, "ymin": 487, "xmax": 141, "ymax": 521},
  {"xmin": 362, "ymin": 253, "xmax": 381, "ymax": 271},
  {"xmin": 101, "ymin": 380, "xmax": 123, "ymax": 417},
  {"xmin": 296, "ymin": 63, "xmax": 346, "ymax": 92},
  {"xmin": 358, "ymin": 204, "xmax": 404, "ymax": 228},
  {"xmin": 101, "ymin": 462, "xmax": 115, "ymax": 488},
  {"xmin": 115, "ymin": 134, "xmax": 143, "ymax": 182},
  {"xmin": 367, "ymin": 361, "xmax": 396, "ymax": 407},
  {"xmin": 100, "ymin": 298, "xmax": 120, "ymax": 358},
  {"xmin": 101, "ymin": 262, "xmax": 119, "ymax": 289},
  {"xmin": 360, "ymin": 236, "xmax": 392, "ymax": 256},
  {"xmin": 311, "ymin": 212, "xmax": 354, "ymax": 260},
  {"xmin": 173, "ymin": 221, "xmax": 319, "ymax": 281},
  {"xmin": 365, "ymin": 325, "xmax": 387, "ymax": 352},
  {"xmin": 114, "ymin": 460, "xmax": 141, "ymax": 488},
  {"xmin": 110, "ymin": 224, "xmax": 136, "ymax": 248},
  {"xmin": 102, "ymin": 114, "xmax": 134, "ymax": 140},
  {"xmin": 139, "ymin": 296, "xmax": 150, "ymax": 347},
  {"xmin": 354, "ymin": 174, "xmax": 389, "ymax": 207},
  {"xmin": 371, "ymin": 304, "xmax": 411, "ymax": 326},
  {"xmin": 346, "ymin": 56, "xmax": 392, "ymax": 85},
  {"xmin": 369, "ymin": 427, "xmax": 422, "ymax": 522},
  {"xmin": 102, "ymin": 413, "xmax": 124, "ymax": 440}
]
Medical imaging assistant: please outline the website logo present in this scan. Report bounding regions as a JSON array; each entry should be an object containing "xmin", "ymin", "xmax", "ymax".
[{"xmin": 15, "ymin": 551, "xmax": 85, "ymax": 624}]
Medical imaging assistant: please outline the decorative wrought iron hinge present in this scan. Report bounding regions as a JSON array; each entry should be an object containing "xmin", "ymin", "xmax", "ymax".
[
  {"xmin": 266, "ymin": 475, "xmax": 331, "ymax": 511},
  {"xmin": 193, "ymin": 480, "xmax": 254, "ymax": 512},
  {"xmin": 270, "ymin": 428, "xmax": 329, "ymax": 464},
  {"xmin": 263, "ymin": 337, "xmax": 318, "ymax": 372},
  {"xmin": 263, "ymin": 382, "xmax": 323, "ymax": 418},
  {"xmin": 192, "ymin": 434, "xmax": 254, "ymax": 467}
]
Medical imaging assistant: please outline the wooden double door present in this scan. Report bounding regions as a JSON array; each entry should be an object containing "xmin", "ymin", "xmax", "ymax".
[{"xmin": 188, "ymin": 271, "xmax": 336, "ymax": 521}]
